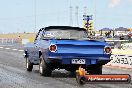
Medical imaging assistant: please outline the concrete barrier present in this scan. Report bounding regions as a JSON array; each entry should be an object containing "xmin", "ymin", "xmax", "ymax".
[
  {"xmin": 0, "ymin": 38, "xmax": 19, "ymax": 44},
  {"xmin": 105, "ymin": 44, "xmax": 132, "ymax": 69},
  {"xmin": 106, "ymin": 54, "xmax": 132, "ymax": 69},
  {"xmin": 0, "ymin": 33, "xmax": 36, "ymax": 44},
  {"xmin": 112, "ymin": 49, "xmax": 132, "ymax": 55}
]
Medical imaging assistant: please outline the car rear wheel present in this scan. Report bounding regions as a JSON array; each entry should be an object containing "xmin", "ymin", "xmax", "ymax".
[
  {"xmin": 26, "ymin": 58, "xmax": 33, "ymax": 72},
  {"xmin": 39, "ymin": 56, "xmax": 52, "ymax": 76}
]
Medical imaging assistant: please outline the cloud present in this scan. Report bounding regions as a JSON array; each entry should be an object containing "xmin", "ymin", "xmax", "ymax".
[{"xmin": 109, "ymin": 0, "xmax": 121, "ymax": 8}]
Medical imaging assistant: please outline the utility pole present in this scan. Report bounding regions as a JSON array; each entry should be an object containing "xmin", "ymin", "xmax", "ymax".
[
  {"xmin": 84, "ymin": 6, "xmax": 87, "ymax": 16},
  {"xmin": 75, "ymin": 6, "xmax": 79, "ymax": 27},
  {"xmin": 69, "ymin": 6, "xmax": 73, "ymax": 26},
  {"xmin": 34, "ymin": 0, "xmax": 37, "ymax": 33},
  {"xmin": 94, "ymin": 0, "xmax": 97, "ymax": 30}
]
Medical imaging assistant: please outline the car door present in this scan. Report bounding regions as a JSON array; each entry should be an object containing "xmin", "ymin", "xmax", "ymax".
[{"xmin": 31, "ymin": 29, "xmax": 43, "ymax": 60}]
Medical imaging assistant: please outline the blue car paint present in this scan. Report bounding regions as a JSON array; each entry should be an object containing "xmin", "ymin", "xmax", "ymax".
[
  {"xmin": 24, "ymin": 26, "xmax": 111, "ymax": 67},
  {"xmin": 25, "ymin": 39, "xmax": 110, "ymax": 65},
  {"xmin": 47, "ymin": 39, "xmax": 110, "ymax": 64}
]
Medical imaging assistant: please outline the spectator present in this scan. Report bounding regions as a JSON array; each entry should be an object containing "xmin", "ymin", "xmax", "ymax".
[{"xmin": 105, "ymin": 32, "xmax": 108, "ymax": 37}]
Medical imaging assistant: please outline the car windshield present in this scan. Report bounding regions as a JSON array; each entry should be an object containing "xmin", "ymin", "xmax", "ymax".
[{"xmin": 42, "ymin": 29, "xmax": 88, "ymax": 39}]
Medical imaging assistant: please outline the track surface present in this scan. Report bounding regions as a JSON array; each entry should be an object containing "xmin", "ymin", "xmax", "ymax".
[{"xmin": 0, "ymin": 44, "xmax": 132, "ymax": 88}]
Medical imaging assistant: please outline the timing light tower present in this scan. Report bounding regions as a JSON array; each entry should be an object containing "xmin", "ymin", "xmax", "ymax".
[
  {"xmin": 83, "ymin": 15, "xmax": 93, "ymax": 30},
  {"xmin": 83, "ymin": 15, "xmax": 94, "ymax": 36}
]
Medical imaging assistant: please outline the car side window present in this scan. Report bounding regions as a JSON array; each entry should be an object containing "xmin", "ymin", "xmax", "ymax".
[
  {"xmin": 40, "ymin": 30, "xmax": 45, "ymax": 39},
  {"xmin": 41, "ymin": 30, "xmax": 49, "ymax": 39}
]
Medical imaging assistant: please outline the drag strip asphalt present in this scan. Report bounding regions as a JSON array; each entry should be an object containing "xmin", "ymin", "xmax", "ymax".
[{"xmin": 0, "ymin": 44, "xmax": 132, "ymax": 88}]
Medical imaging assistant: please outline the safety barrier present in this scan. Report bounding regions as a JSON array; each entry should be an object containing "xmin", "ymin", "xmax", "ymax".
[
  {"xmin": 112, "ymin": 49, "xmax": 132, "ymax": 55},
  {"xmin": 0, "ymin": 38, "xmax": 34, "ymax": 45},
  {"xmin": 106, "ymin": 54, "xmax": 132, "ymax": 69},
  {"xmin": 0, "ymin": 38, "xmax": 20, "ymax": 44}
]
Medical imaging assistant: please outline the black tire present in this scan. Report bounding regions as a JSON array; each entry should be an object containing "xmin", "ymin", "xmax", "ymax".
[
  {"xmin": 26, "ymin": 58, "xmax": 33, "ymax": 72},
  {"xmin": 96, "ymin": 65, "xmax": 102, "ymax": 74},
  {"xmin": 39, "ymin": 56, "xmax": 52, "ymax": 76},
  {"xmin": 77, "ymin": 76, "xmax": 86, "ymax": 85},
  {"xmin": 87, "ymin": 65, "xmax": 102, "ymax": 74}
]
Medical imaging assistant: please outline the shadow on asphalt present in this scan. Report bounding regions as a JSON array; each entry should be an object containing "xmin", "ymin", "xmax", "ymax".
[{"xmin": 32, "ymin": 70, "xmax": 76, "ymax": 78}]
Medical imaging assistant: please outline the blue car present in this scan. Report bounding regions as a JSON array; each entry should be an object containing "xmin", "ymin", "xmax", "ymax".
[{"xmin": 24, "ymin": 26, "xmax": 111, "ymax": 76}]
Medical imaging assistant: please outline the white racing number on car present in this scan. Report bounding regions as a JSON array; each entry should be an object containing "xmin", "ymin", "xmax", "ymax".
[{"xmin": 72, "ymin": 59, "xmax": 85, "ymax": 64}]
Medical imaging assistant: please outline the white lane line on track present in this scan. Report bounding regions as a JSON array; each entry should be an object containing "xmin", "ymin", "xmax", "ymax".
[
  {"xmin": 0, "ymin": 47, "xmax": 3, "ymax": 48},
  {"xmin": 5, "ymin": 48, "xmax": 10, "ymax": 50},
  {"xmin": 18, "ymin": 50, "xmax": 24, "ymax": 52},
  {"xmin": 12, "ymin": 49, "xmax": 17, "ymax": 51}
]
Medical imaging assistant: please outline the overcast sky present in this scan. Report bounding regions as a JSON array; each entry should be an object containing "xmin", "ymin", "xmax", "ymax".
[{"xmin": 0, "ymin": 0, "xmax": 132, "ymax": 33}]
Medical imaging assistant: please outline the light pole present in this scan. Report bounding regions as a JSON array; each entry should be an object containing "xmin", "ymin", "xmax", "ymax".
[
  {"xmin": 75, "ymin": 6, "xmax": 79, "ymax": 27},
  {"xmin": 34, "ymin": 0, "xmax": 37, "ymax": 33},
  {"xmin": 69, "ymin": 0, "xmax": 73, "ymax": 26},
  {"xmin": 94, "ymin": 0, "xmax": 97, "ymax": 30},
  {"xmin": 69, "ymin": 6, "xmax": 73, "ymax": 26}
]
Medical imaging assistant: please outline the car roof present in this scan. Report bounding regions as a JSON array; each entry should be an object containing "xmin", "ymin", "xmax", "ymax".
[{"xmin": 43, "ymin": 26, "xmax": 86, "ymax": 31}]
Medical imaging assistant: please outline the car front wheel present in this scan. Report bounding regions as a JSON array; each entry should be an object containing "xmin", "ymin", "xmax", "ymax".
[{"xmin": 26, "ymin": 58, "xmax": 33, "ymax": 72}]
